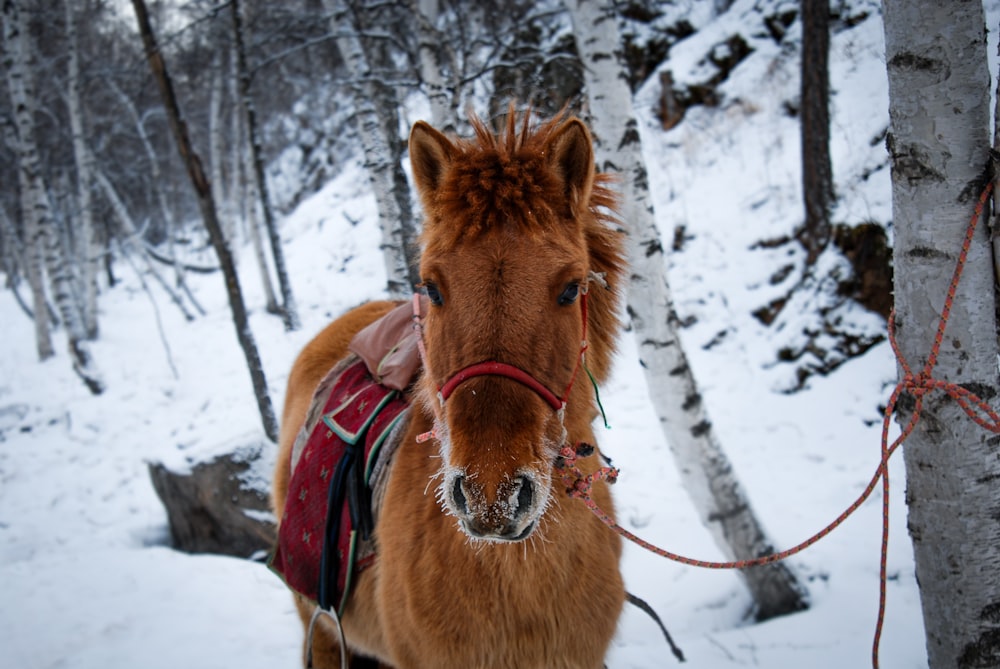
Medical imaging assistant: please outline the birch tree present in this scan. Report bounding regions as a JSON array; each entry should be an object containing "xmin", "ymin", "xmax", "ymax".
[
  {"xmin": 409, "ymin": 0, "xmax": 460, "ymax": 134},
  {"xmin": 244, "ymin": 155, "xmax": 281, "ymax": 316},
  {"xmin": 64, "ymin": 0, "xmax": 99, "ymax": 339},
  {"xmin": 90, "ymin": 153, "xmax": 196, "ymax": 322},
  {"xmin": 0, "ymin": 200, "xmax": 36, "ymax": 321},
  {"xmin": 882, "ymin": 2, "xmax": 1000, "ymax": 666},
  {"xmin": 1, "ymin": 113, "xmax": 52, "ymax": 358},
  {"xmin": 565, "ymin": 0, "xmax": 807, "ymax": 620},
  {"xmin": 325, "ymin": 0, "xmax": 419, "ymax": 298},
  {"xmin": 229, "ymin": 0, "xmax": 300, "ymax": 331},
  {"xmin": 208, "ymin": 50, "xmax": 231, "ymax": 247},
  {"xmin": 131, "ymin": 0, "xmax": 278, "ymax": 443},
  {"xmin": 106, "ymin": 78, "xmax": 204, "ymax": 317},
  {"xmin": 224, "ymin": 31, "xmax": 279, "ymax": 318},
  {"xmin": 3, "ymin": 0, "xmax": 104, "ymax": 394}
]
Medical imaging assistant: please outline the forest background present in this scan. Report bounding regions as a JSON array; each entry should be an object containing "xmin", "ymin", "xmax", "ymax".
[{"xmin": 2, "ymin": 0, "xmax": 999, "ymax": 667}]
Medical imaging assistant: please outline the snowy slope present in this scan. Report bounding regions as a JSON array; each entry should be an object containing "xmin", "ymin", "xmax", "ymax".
[{"xmin": 2, "ymin": 2, "xmax": 998, "ymax": 668}]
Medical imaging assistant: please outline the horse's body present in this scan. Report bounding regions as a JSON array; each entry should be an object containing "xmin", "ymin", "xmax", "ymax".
[{"xmin": 273, "ymin": 112, "xmax": 627, "ymax": 668}]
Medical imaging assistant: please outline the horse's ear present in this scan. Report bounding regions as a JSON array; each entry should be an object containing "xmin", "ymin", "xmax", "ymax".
[
  {"xmin": 409, "ymin": 121, "xmax": 455, "ymax": 206},
  {"xmin": 546, "ymin": 118, "xmax": 595, "ymax": 213}
]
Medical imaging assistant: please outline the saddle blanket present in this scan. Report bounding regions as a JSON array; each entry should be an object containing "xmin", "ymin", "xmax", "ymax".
[{"xmin": 269, "ymin": 356, "xmax": 409, "ymax": 614}]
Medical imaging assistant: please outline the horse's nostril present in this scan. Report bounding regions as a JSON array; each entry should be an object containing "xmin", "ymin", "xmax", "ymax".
[
  {"xmin": 516, "ymin": 476, "xmax": 533, "ymax": 514},
  {"xmin": 452, "ymin": 476, "xmax": 468, "ymax": 515}
]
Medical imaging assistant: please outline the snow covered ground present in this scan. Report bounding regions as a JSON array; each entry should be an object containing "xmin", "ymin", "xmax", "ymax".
[{"xmin": 2, "ymin": 2, "xmax": 997, "ymax": 667}]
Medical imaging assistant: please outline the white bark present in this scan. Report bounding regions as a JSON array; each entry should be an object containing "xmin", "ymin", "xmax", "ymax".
[
  {"xmin": 228, "ymin": 38, "xmax": 244, "ymax": 238},
  {"xmin": 208, "ymin": 51, "xmax": 232, "ymax": 248},
  {"xmin": 64, "ymin": 0, "xmax": 99, "ymax": 340},
  {"xmin": 326, "ymin": 0, "xmax": 418, "ymax": 299},
  {"xmin": 1, "ymin": 105, "xmax": 52, "ymax": 359},
  {"xmin": 882, "ymin": 2, "xmax": 1000, "ymax": 666},
  {"xmin": 246, "ymin": 172, "xmax": 280, "ymax": 314},
  {"xmin": 229, "ymin": 0, "xmax": 300, "ymax": 330},
  {"xmin": 0, "ymin": 200, "xmax": 39, "ymax": 322},
  {"xmin": 91, "ymin": 156, "xmax": 195, "ymax": 322},
  {"xmin": 992, "ymin": 19, "xmax": 1000, "ymax": 292},
  {"xmin": 3, "ymin": 0, "xmax": 103, "ymax": 393},
  {"xmin": 107, "ymin": 79, "xmax": 204, "ymax": 317},
  {"xmin": 132, "ymin": 0, "xmax": 278, "ymax": 441},
  {"xmin": 565, "ymin": 0, "xmax": 806, "ymax": 619},
  {"xmin": 410, "ymin": 0, "xmax": 457, "ymax": 133}
]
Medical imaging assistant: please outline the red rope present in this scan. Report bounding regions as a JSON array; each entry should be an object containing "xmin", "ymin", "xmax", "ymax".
[{"xmin": 557, "ymin": 182, "xmax": 1000, "ymax": 669}]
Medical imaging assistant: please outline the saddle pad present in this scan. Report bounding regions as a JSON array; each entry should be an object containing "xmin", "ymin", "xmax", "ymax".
[
  {"xmin": 270, "ymin": 358, "xmax": 408, "ymax": 614},
  {"xmin": 348, "ymin": 298, "xmax": 426, "ymax": 391}
]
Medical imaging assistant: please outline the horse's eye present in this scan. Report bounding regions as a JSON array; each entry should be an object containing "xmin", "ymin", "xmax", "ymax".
[
  {"xmin": 423, "ymin": 282, "xmax": 444, "ymax": 306},
  {"xmin": 558, "ymin": 282, "xmax": 580, "ymax": 306}
]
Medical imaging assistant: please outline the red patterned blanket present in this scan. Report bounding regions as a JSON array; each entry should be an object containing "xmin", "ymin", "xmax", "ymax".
[{"xmin": 269, "ymin": 356, "xmax": 409, "ymax": 614}]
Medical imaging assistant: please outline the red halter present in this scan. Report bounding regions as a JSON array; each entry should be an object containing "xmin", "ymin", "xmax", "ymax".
[{"xmin": 411, "ymin": 288, "xmax": 590, "ymax": 415}]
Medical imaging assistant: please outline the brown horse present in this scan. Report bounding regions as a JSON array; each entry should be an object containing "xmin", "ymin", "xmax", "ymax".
[{"xmin": 273, "ymin": 111, "xmax": 627, "ymax": 668}]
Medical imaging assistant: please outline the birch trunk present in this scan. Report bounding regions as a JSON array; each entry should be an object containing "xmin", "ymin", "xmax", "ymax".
[
  {"xmin": 410, "ymin": 0, "xmax": 457, "ymax": 133},
  {"xmin": 229, "ymin": 0, "xmax": 300, "ymax": 331},
  {"xmin": 0, "ymin": 200, "xmax": 37, "ymax": 321},
  {"xmin": 1, "ymin": 109, "xmax": 53, "ymax": 358},
  {"xmin": 91, "ymin": 156, "xmax": 195, "ymax": 322},
  {"xmin": 882, "ymin": 3, "xmax": 1000, "ymax": 666},
  {"xmin": 107, "ymin": 79, "xmax": 204, "ymax": 317},
  {"xmin": 208, "ymin": 51, "xmax": 232, "ymax": 248},
  {"xmin": 65, "ymin": 0, "xmax": 99, "ymax": 339},
  {"xmin": 3, "ymin": 0, "xmax": 103, "ymax": 393},
  {"xmin": 246, "ymin": 174, "xmax": 280, "ymax": 315},
  {"xmin": 132, "ymin": 0, "xmax": 278, "ymax": 443},
  {"xmin": 566, "ymin": 0, "xmax": 807, "ymax": 620},
  {"xmin": 228, "ymin": 39, "xmax": 244, "ymax": 238},
  {"xmin": 326, "ymin": 0, "xmax": 419, "ymax": 299},
  {"xmin": 222, "ymin": 31, "xmax": 276, "ymax": 315}
]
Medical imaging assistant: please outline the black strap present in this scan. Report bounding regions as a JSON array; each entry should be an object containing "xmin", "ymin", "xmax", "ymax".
[
  {"xmin": 348, "ymin": 441, "xmax": 374, "ymax": 541},
  {"xmin": 317, "ymin": 442, "xmax": 359, "ymax": 611}
]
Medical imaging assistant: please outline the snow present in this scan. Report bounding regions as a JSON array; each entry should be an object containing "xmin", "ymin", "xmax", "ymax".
[{"xmin": 2, "ymin": 3, "xmax": 998, "ymax": 668}]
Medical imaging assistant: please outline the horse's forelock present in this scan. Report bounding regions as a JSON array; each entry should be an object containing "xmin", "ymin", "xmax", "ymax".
[{"xmin": 425, "ymin": 111, "xmax": 600, "ymax": 248}]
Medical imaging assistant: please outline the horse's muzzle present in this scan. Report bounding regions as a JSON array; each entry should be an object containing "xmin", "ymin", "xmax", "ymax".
[{"xmin": 446, "ymin": 473, "xmax": 541, "ymax": 542}]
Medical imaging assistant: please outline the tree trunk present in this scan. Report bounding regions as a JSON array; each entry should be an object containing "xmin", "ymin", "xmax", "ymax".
[
  {"xmin": 229, "ymin": 0, "xmax": 300, "ymax": 331},
  {"xmin": 410, "ymin": 0, "xmax": 457, "ymax": 134},
  {"xmin": 799, "ymin": 0, "xmax": 833, "ymax": 265},
  {"xmin": 0, "ymin": 200, "xmax": 37, "ymax": 321},
  {"xmin": 882, "ymin": 3, "xmax": 1000, "ymax": 667},
  {"xmin": 991, "ymin": 25, "xmax": 1000, "ymax": 301},
  {"xmin": 1, "ymin": 112, "xmax": 53, "ymax": 358},
  {"xmin": 246, "ymin": 179, "xmax": 281, "ymax": 315},
  {"xmin": 91, "ymin": 155, "xmax": 195, "ymax": 322},
  {"xmin": 208, "ymin": 51, "xmax": 232, "ymax": 248},
  {"xmin": 107, "ymin": 79, "xmax": 204, "ymax": 317},
  {"xmin": 565, "ymin": 0, "xmax": 808, "ymax": 621},
  {"xmin": 148, "ymin": 434, "xmax": 276, "ymax": 558},
  {"xmin": 64, "ymin": 0, "xmax": 100, "ymax": 339},
  {"xmin": 131, "ymin": 0, "xmax": 279, "ymax": 443},
  {"xmin": 326, "ymin": 0, "xmax": 420, "ymax": 299},
  {"xmin": 3, "ymin": 0, "xmax": 103, "ymax": 393}
]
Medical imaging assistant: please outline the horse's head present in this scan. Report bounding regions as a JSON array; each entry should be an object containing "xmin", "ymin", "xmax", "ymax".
[{"xmin": 409, "ymin": 111, "xmax": 624, "ymax": 543}]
